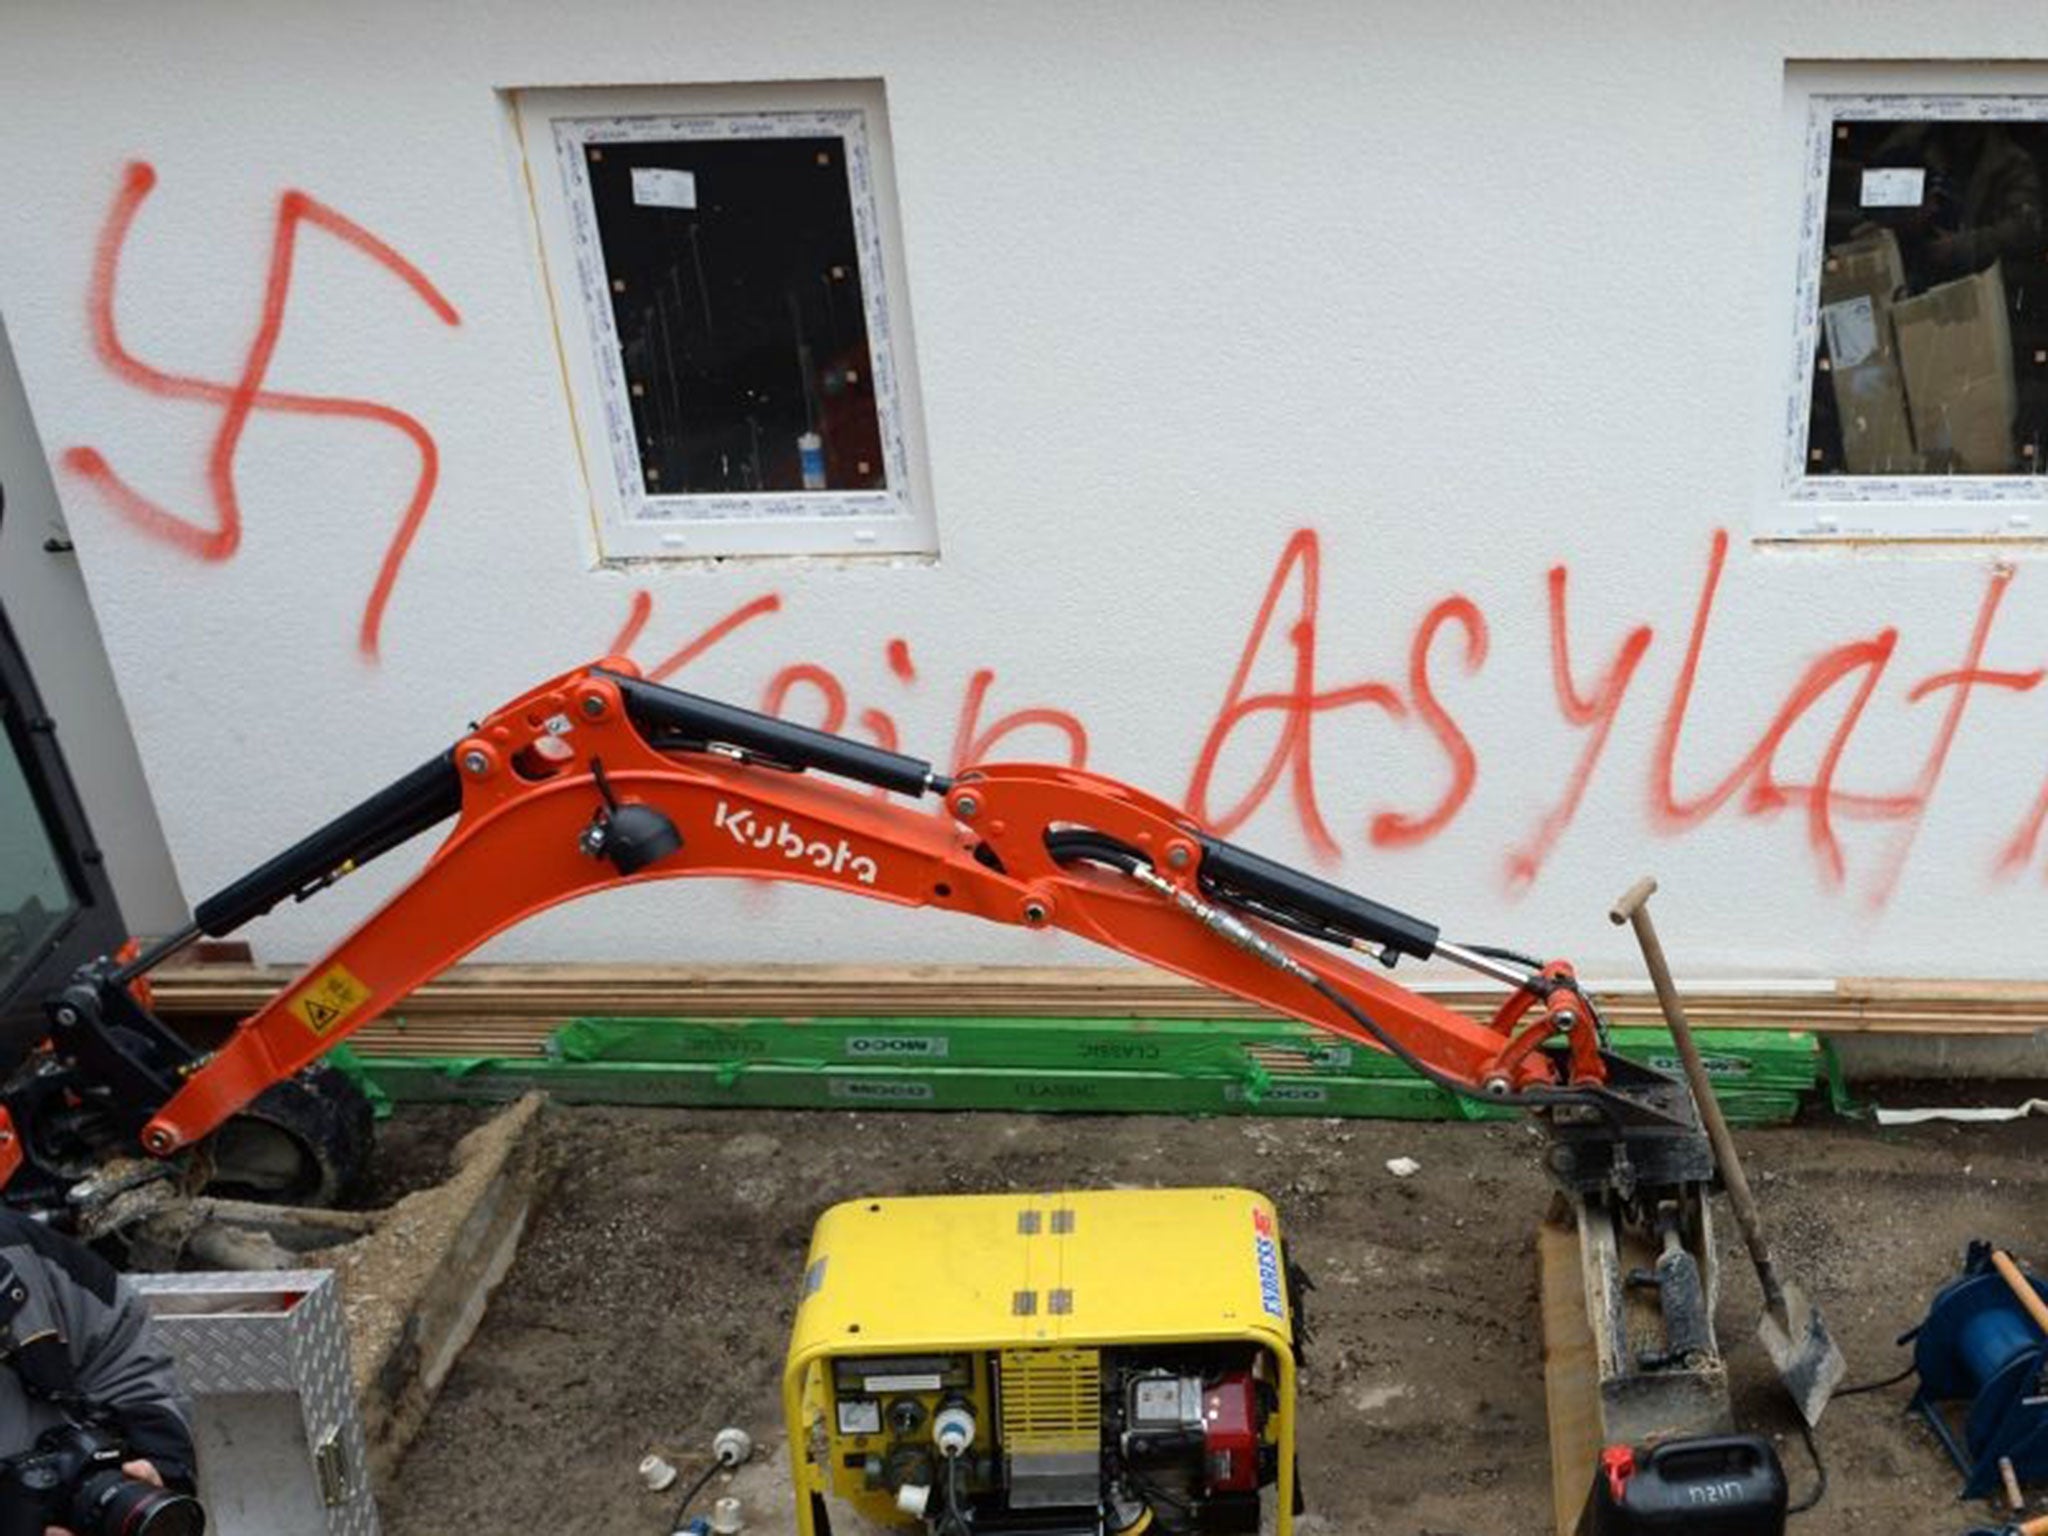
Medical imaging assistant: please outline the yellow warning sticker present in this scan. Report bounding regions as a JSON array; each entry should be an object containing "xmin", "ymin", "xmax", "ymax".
[{"xmin": 288, "ymin": 964, "xmax": 371, "ymax": 1037}]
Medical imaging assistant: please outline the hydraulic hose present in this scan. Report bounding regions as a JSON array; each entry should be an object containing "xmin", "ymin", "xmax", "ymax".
[{"xmin": 1041, "ymin": 828, "xmax": 1588, "ymax": 1113}]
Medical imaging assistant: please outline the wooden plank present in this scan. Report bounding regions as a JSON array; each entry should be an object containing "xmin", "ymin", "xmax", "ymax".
[
  {"xmin": 1539, "ymin": 1214, "xmax": 1599, "ymax": 1536},
  {"xmin": 147, "ymin": 962, "xmax": 2048, "ymax": 1038}
]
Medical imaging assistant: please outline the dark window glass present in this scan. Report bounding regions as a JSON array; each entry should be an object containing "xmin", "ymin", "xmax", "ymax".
[
  {"xmin": 582, "ymin": 136, "xmax": 885, "ymax": 497},
  {"xmin": 1809, "ymin": 119, "xmax": 2048, "ymax": 476},
  {"xmin": 0, "ymin": 724, "xmax": 74, "ymax": 998}
]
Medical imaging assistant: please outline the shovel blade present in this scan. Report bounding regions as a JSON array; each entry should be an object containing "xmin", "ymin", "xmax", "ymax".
[{"xmin": 1757, "ymin": 1283, "xmax": 1847, "ymax": 1427}]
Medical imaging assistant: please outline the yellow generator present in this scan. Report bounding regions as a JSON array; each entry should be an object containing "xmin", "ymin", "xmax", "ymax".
[{"xmin": 784, "ymin": 1187, "xmax": 1299, "ymax": 1536}]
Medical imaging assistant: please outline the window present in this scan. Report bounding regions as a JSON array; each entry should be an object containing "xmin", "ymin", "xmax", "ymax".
[
  {"xmin": 1775, "ymin": 70, "xmax": 2048, "ymax": 539},
  {"xmin": 0, "ymin": 715, "xmax": 74, "ymax": 1000},
  {"xmin": 514, "ymin": 81, "xmax": 934, "ymax": 560}
]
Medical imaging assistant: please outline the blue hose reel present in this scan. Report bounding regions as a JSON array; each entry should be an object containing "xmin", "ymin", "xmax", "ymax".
[{"xmin": 1909, "ymin": 1242, "xmax": 2048, "ymax": 1499}]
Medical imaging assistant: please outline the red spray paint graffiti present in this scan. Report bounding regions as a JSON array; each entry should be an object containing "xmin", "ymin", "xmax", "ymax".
[
  {"xmin": 598, "ymin": 528, "xmax": 2048, "ymax": 905},
  {"xmin": 1649, "ymin": 531, "xmax": 2043, "ymax": 900},
  {"xmin": 1650, "ymin": 530, "xmax": 1902, "ymax": 886},
  {"xmin": 62, "ymin": 160, "xmax": 460, "ymax": 660},
  {"xmin": 763, "ymin": 664, "xmax": 849, "ymax": 734},
  {"xmin": 604, "ymin": 599, "xmax": 1085, "ymax": 798},
  {"xmin": 1183, "ymin": 529, "xmax": 1405, "ymax": 863},
  {"xmin": 604, "ymin": 590, "xmax": 654, "ymax": 657},
  {"xmin": 1369, "ymin": 596, "xmax": 1487, "ymax": 849},
  {"xmin": 950, "ymin": 670, "xmax": 1089, "ymax": 772},
  {"xmin": 1868, "ymin": 565, "xmax": 2041, "ymax": 904},
  {"xmin": 1999, "ymin": 768, "xmax": 2048, "ymax": 878},
  {"xmin": 1504, "ymin": 566, "xmax": 1653, "ymax": 891},
  {"xmin": 644, "ymin": 595, "xmax": 781, "ymax": 682}
]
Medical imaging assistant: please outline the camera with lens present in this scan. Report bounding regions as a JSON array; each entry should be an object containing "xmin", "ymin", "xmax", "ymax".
[{"xmin": 0, "ymin": 1416, "xmax": 204, "ymax": 1536}]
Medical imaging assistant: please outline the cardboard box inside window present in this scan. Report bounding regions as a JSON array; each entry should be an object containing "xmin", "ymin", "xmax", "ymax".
[
  {"xmin": 1818, "ymin": 228, "xmax": 1919, "ymax": 475},
  {"xmin": 1893, "ymin": 259, "xmax": 2018, "ymax": 475}
]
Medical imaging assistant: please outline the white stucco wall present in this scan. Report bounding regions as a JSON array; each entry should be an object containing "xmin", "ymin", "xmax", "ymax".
[{"xmin": 3, "ymin": 2, "xmax": 2048, "ymax": 979}]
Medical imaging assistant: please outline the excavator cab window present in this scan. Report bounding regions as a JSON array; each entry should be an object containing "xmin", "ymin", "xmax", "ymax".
[
  {"xmin": 0, "ymin": 711, "xmax": 75, "ymax": 998},
  {"xmin": 0, "ymin": 489, "xmax": 129, "ymax": 1061}
]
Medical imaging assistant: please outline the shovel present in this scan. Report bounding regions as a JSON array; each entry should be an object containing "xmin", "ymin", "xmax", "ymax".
[{"xmin": 1610, "ymin": 877, "xmax": 1847, "ymax": 1427}]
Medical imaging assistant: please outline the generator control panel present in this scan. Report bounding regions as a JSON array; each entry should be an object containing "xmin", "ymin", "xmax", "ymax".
[{"xmin": 827, "ymin": 1351, "xmax": 993, "ymax": 1503}]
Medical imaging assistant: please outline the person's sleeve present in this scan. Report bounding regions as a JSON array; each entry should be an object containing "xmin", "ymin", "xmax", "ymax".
[
  {"xmin": 23, "ymin": 1226, "xmax": 196, "ymax": 1493},
  {"xmin": 72, "ymin": 1274, "xmax": 197, "ymax": 1491}
]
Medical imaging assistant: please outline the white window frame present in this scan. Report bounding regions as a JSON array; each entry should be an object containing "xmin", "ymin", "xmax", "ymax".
[
  {"xmin": 512, "ymin": 80, "xmax": 936, "ymax": 562},
  {"xmin": 1769, "ymin": 64, "xmax": 2048, "ymax": 543}
]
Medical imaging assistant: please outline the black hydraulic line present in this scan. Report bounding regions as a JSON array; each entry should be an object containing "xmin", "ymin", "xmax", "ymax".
[
  {"xmin": 1041, "ymin": 829, "xmax": 1583, "ymax": 1114},
  {"xmin": 1203, "ymin": 883, "xmax": 1357, "ymax": 948},
  {"xmin": 1195, "ymin": 834, "xmax": 1439, "ymax": 961},
  {"xmin": 110, "ymin": 921, "xmax": 203, "ymax": 985},
  {"xmin": 1042, "ymin": 828, "xmax": 1151, "ymax": 873},
  {"xmin": 605, "ymin": 672, "xmax": 944, "ymax": 797},
  {"xmin": 191, "ymin": 751, "xmax": 463, "ymax": 939},
  {"xmin": 1046, "ymin": 829, "xmax": 1436, "ymax": 960},
  {"xmin": 1298, "ymin": 970, "xmax": 1584, "ymax": 1112},
  {"xmin": 1461, "ymin": 941, "xmax": 1548, "ymax": 971}
]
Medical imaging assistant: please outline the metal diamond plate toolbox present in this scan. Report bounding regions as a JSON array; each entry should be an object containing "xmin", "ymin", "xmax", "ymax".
[{"xmin": 134, "ymin": 1269, "xmax": 380, "ymax": 1536}]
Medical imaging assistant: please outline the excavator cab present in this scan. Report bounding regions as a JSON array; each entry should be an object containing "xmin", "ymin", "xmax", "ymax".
[{"xmin": 0, "ymin": 527, "xmax": 131, "ymax": 1070}]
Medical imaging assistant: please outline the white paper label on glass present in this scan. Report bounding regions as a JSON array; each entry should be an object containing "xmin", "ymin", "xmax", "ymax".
[
  {"xmin": 1859, "ymin": 167, "xmax": 1925, "ymax": 208},
  {"xmin": 631, "ymin": 167, "xmax": 698, "ymax": 209}
]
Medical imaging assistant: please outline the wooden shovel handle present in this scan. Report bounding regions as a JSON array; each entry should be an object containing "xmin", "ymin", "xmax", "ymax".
[
  {"xmin": 1608, "ymin": 876, "xmax": 1658, "ymax": 925},
  {"xmin": 1991, "ymin": 1250, "xmax": 2048, "ymax": 1337},
  {"xmin": 1609, "ymin": 876, "xmax": 1785, "ymax": 1309}
]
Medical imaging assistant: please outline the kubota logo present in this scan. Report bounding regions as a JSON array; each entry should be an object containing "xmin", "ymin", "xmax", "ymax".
[{"xmin": 714, "ymin": 801, "xmax": 880, "ymax": 885}]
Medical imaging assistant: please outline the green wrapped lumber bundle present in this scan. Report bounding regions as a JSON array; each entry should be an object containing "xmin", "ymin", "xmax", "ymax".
[{"xmin": 356, "ymin": 1016, "xmax": 1823, "ymax": 1124}]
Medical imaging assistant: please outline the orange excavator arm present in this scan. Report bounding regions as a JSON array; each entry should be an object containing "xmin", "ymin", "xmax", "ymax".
[{"xmin": 4, "ymin": 657, "xmax": 1704, "ymax": 1215}]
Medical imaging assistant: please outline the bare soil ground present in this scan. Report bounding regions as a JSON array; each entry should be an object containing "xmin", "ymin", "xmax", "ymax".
[{"xmin": 378, "ymin": 1102, "xmax": 2048, "ymax": 1535}]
